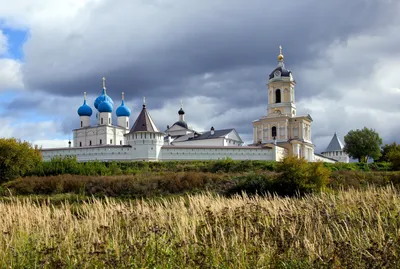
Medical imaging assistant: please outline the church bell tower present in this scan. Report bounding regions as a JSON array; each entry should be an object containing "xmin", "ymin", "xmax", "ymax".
[{"xmin": 267, "ymin": 46, "xmax": 296, "ymax": 117}]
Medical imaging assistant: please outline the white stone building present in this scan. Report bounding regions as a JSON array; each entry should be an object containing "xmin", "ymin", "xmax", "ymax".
[
  {"xmin": 320, "ymin": 133, "xmax": 350, "ymax": 163},
  {"xmin": 41, "ymin": 47, "xmax": 335, "ymax": 163}
]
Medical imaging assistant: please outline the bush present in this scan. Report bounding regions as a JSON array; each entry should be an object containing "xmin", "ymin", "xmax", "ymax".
[
  {"xmin": 3, "ymin": 172, "xmax": 233, "ymax": 198},
  {"xmin": 225, "ymin": 173, "xmax": 276, "ymax": 196},
  {"xmin": 0, "ymin": 138, "xmax": 42, "ymax": 183},
  {"xmin": 274, "ymin": 156, "xmax": 331, "ymax": 196}
]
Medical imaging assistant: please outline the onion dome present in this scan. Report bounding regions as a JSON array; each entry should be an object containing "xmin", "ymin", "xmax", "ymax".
[
  {"xmin": 98, "ymin": 100, "xmax": 113, "ymax": 113},
  {"xmin": 116, "ymin": 92, "xmax": 131, "ymax": 117},
  {"xmin": 178, "ymin": 108, "xmax": 185, "ymax": 115},
  {"xmin": 77, "ymin": 92, "xmax": 93, "ymax": 116},
  {"xmin": 269, "ymin": 45, "xmax": 293, "ymax": 80},
  {"xmin": 94, "ymin": 77, "xmax": 114, "ymax": 110}
]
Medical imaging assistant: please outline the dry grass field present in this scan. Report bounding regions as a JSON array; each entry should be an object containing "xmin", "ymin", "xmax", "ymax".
[{"xmin": 1, "ymin": 187, "xmax": 400, "ymax": 268}]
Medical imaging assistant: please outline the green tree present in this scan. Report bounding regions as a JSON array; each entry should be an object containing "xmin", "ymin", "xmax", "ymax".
[
  {"xmin": 0, "ymin": 138, "xmax": 42, "ymax": 182},
  {"xmin": 379, "ymin": 142, "xmax": 400, "ymax": 162},
  {"xmin": 343, "ymin": 127, "xmax": 382, "ymax": 163},
  {"xmin": 379, "ymin": 142, "xmax": 400, "ymax": 170}
]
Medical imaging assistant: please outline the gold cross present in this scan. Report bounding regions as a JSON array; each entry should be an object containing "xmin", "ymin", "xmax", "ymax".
[
  {"xmin": 180, "ymin": 100, "xmax": 183, "ymax": 108},
  {"xmin": 84, "ymin": 92, "xmax": 87, "ymax": 100},
  {"xmin": 122, "ymin": 92, "xmax": 125, "ymax": 101},
  {"xmin": 102, "ymin": 77, "xmax": 106, "ymax": 89},
  {"xmin": 279, "ymin": 45, "xmax": 282, "ymax": 55}
]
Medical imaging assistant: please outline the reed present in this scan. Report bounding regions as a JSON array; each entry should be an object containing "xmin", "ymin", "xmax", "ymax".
[{"xmin": 0, "ymin": 187, "xmax": 399, "ymax": 268}]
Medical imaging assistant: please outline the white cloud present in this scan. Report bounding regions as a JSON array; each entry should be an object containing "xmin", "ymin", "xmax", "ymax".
[
  {"xmin": 0, "ymin": 117, "xmax": 68, "ymax": 148},
  {"xmin": 0, "ymin": 59, "xmax": 24, "ymax": 91}
]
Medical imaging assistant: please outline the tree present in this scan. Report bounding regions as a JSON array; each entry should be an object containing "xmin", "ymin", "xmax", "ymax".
[
  {"xmin": 379, "ymin": 142, "xmax": 400, "ymax": 162},
  {"xmin": 379, "ymin": 142, "xmax": 400, "ymax": 170},
  {"xmin": 0, "ymin": 138, "xmax": 42, "ymax": 183},
  {"xmin": 343, "ymin": 127, "xmax": 382, "ymax": 163}
]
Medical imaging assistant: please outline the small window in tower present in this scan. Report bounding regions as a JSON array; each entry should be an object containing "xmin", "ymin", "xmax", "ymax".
[
  {"xmin": 79, "ymin": 142, "xmax": 82, "ymax": 147},
  {"xmin": 120, "ymin": 140, "xmax": 122, "ymax": 145},
  {"xmin": 109, "ymin": 118, "xmax": 111, "ymax": 124},
  {"xmin": 100, "ymin": 139, "xmax": 102, "ymax": 145},
  {"xmin": 275, "ymin": 89, "xmax": 281, "ymax": 103},
  {"xmin": 89, "ymin": 141, "xmax": 92, "ymax": 146},
  {"xmin": 101, "ymin": 118, "xmax": 103, "ymax": 124},
  {"xmin": 126, "ymin": 122, "xmax": 128, "ymax": 128},
  {"xmin": 272, "ymin": 126, "xmax": 277, "ymax": 139},
  {"xmin": 81, "ymin": 121, "xmax": 83, "ymax": 128},
  {"xmin": 110, "ymin": 139, "xmax": 113, "ymax": 144}
]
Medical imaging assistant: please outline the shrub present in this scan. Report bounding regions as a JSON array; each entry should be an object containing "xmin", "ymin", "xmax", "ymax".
[
  {"xmin": 0, "ymin": 138, "xmax": 42, "ymax": 183},
  {"xmin": 225, "ymin": 173, "xmax": 276, "ymax": 196},
  {"xmin": 275, "ymin": 156, "xmax": 330, "ymax": 196}
]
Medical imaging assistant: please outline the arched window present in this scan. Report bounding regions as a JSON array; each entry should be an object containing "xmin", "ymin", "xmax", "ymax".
[
  {"xmin": 99, "ymin": 139, "xmax": 102, "ymax": 145},
  {"xmin": 275, "ymin": 89, "xmax": 281, "ymax": 103},
  {"xmin": 272, "ymin": 126, "xmax": 277, "ymax": 139},
  {"xmin": 89, "ymin": 140, "xmax": 92, "ymax": 146},
  {"xmin": 108, "ymin": 118, "xmax": 111, "ymax": 124},
  {"xmin": 101, "ymin": 118, "xmax": 103, "ymax": 124},
  {"xmin": 80, "ymin": 121, "xmax": 83, "ymax": 128},
  {"xmin": 79, "ymin": 142, "xmax": 82, "ymax": 147},
  {"xmin": 126, "ymin": 122, "xmax": 128, "ymax": 128}
]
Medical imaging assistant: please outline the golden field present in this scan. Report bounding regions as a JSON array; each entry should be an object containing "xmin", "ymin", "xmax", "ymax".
[{"xmin": 1, "ymin": 187, "xmax": 400, "ymax": 268}]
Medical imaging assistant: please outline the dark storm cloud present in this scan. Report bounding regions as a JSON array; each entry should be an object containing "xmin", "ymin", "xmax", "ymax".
[{"xmin": 21, "ymin": 0, "xmax": 400, "ymax": 106}]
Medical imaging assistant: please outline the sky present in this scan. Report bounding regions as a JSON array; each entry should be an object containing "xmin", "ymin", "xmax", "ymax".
[{"xmin": 0, "ymin": 0, "xmax": 400, "ymax": 153}]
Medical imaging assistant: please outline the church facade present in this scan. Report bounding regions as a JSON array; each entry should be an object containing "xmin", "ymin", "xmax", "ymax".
[{"xmin": 41, "ymin": 48, "xmax": 336, "ymax": 163}]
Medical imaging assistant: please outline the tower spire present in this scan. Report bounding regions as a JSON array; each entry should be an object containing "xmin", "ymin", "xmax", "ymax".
[
  {"xmin": 122, "ymin": 92, "xmax": 125, "ymax": 101},
  {"xmin": 143, "ymin": 96, "xmax": 146, "ymax": 108},
  {"xmin": 84, "ymin": 92, "xmax": 87, "ymax": 101},
  {"xmin": 180, "ymin": 100, "xmax": 183, "ymax": 108}
]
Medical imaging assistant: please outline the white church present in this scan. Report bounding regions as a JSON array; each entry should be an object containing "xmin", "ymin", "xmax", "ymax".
[{"xmin": 41, "ymin": 48, "xmax": 348, "ymax": 163}]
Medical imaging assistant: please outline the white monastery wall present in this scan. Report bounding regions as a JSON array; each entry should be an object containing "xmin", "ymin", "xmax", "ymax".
[{"xmin": 41, "ymin": 145, "xmax": 287, "ymax": 162}]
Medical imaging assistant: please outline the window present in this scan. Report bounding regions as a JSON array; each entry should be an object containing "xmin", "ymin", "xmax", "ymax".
[
  {"xmin": 272, "ymin": 126, "xmax": 277, "ymax": 139},
  {"xmin": 79, "ymin": 142, "xmax": 82, "ymax": 147},
  {"xmin": 120, "ymin": 140, "xmax": 122, "ymax": 145},
  {"xmin": 275, "ymin": 89, "xmax": 281, "ymax": 103},
  {"xmin": 100, "ymin": 139, "xmax": 102, "ymax": 145},
  {"xmin": 110, "ymin": 139, "xmax": 113, "ymax": 144},
  {"xmin": 135, "ymin": 134, "xmax": 137, "ymax": 139},
  {"xmin": 89, "ymin": 141, "xmax": 92, "ymax": 146},
  {"xmin": 81, "ymin": 121, "xmax": 83, "ymax": 128},
  {"xmin": 108, "ymin": 118, "xmax": 110, "ymax": 124},
  {"xmin": 126, "ymin": 122, "xmax": 128, "ymax": 128},
  {"xmin": 101, "ymin": 118, "xmax": 103, "ymax": 124}
]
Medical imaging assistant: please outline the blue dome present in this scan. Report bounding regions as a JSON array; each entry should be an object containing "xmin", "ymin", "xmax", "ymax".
[
  {"xmin": 116, "ymin": 100, "xmax": 131, "ymax": 117},
  {"xmin": 77, "ymin": 100, "xmax": 93, "ymax": 116},
  {"xmin": 94, "ymin": 89, "xmax": 114, "ymax": 110},
  {"xmin": 98, "ymin": 100, "xmax": 113, "ymax": 113}
]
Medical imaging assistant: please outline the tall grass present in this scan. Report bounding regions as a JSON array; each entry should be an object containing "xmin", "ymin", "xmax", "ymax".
[{"xmin": 1, "ymin": 187, "xmax": 400, "ymax": 268}]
